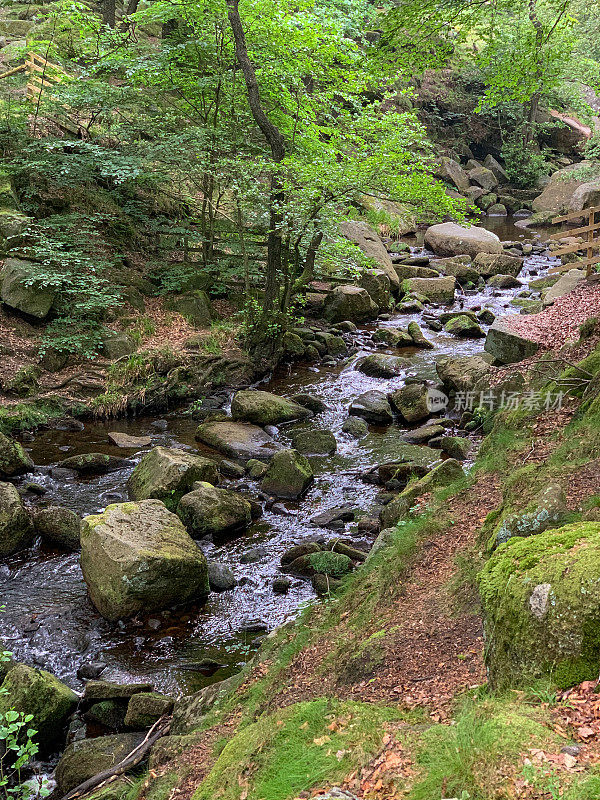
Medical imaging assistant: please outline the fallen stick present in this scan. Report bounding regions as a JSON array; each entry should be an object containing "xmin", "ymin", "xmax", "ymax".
[{"xmin": 59, "ymin": 716, "xmax": 172, "ymax": 800}]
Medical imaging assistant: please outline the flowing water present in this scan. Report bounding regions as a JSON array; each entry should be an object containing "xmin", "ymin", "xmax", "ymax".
[{"xmin": 0, "ymin": 218, "xmax": 556, "ymax": 696}]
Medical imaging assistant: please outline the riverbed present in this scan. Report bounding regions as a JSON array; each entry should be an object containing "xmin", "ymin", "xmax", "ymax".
[{"xmin": 0, "ymin": 218, "xmax": 556, "ymax": 696}]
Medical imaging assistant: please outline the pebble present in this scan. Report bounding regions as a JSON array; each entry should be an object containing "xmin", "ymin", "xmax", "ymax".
[{"xmin": 77, "ymin": 661, "xmax": 107, "ymax": 680}]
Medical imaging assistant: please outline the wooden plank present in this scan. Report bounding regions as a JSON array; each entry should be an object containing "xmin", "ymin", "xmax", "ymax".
[
  {"xmin": 552, "ymin": 205, "xmax": 600, "ymax": 224},
  {"xmin": 0, "ymin": 63, "xmax": 27, "ymax": 80},
  {"xmin": 568, "ymin": 255, "xmax": 600, "ymax": 269},
  {"xmin": 551, "ymin": 240, "xmax": 600, "ymax": 257},
  {"xmin": 549, "ymin": 222, "xmax": 600, "ymax": 240},
  {"xmin": 548, "ymin": 262, "xmax": 585, "ymax": 275},
  {"xmin": 28, "ymin": 52, "xmax": 63, "ymax": 72}
]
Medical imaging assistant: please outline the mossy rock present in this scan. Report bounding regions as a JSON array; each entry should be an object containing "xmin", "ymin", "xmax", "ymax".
[
  {"xmin": 290, "ymin": 429, "xmax": 337, "ymax": 456},
  {"xmin": 389, "ymin": 383, "xmax": 430, "ymax": 424},
  {"xmin": 0, "ymin": 431, "xmax": 33, "ymax": 477},
  {"xmin": 231, "ymin": 390, "xmax": 312, "ymax": 426},
  {"xmin": 81, "ymin": 500, "xmax": 209, "ymax": 620},
  {"xmin": 3, "ymin": 365, "xmax": 41, "ymax": 397},
  {"xmin": 380, "ymin": 458, "xmax": 464, "ymax": 528},
  {"xmin": 478, "ymin": 522, "xmax": 600, "ymax": 690},
  {"xmin": 127, "ymin": 447, "xmax": 219, "ymax": 504},
  {"xmin": 440, "ymin": 435, "xmax": 471, "ymax": 460},
  {"xmin": 0, "ymin": 258, "xmax": 56, "ymax": 319},
  {"xmin": 58, "ymin": 453, "xmax": 131, "ymax": 475},
  {"xmin": 0, "ymin": 663, "xmax": 78, "ymax": 747},
  {"xmin": 308, "ymin": 550, "xmax": 353, "ymax": 578},
  {"xmin": 177, "ymin": 483, "xmax": 252, "ymax": 538},
  {"xmin": 33, "ymin": 505, "xmax": 81, "ymax": 550},
  {"xmin": 165, "ymin": 291, "xmax": 212, "ymax": 327},
  {"xmin": 444, "ymin": 314, "xmax": 485, "ymax": 338},
  {"xmin": 260, "ymin": 449, "xmax": 313, "ymax": 499},
  {"xmin": 55, "ymin": 734, "xmax": 144, "ymax": 794},
  {"xmin": 84, "ymin": 700, "xmax": 128, "ymax": 731},
  {"xmin": 0, "ymin": 481, "xmax": 34, "ymax": 557},
  {"xmin": 124, "ymin": 692, "xmax": 174, "ymax": 729}
]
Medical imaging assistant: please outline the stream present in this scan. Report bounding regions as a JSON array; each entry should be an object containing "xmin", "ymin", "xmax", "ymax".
[{"xmin": 0, "ymin": 218, "xmax": 556, "ymax": 697}]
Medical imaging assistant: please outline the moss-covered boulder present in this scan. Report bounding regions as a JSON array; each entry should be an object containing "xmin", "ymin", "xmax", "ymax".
[
  {"xmin": 99, "ymin": 329, "xmax": 137, "ymax": 360},
  {"xmin": 81, "ymin": 500, "xmax": 209, "ymax": 620},
  {"xmin": 0, "ymin": 664, "xmax": 77, "ymax": 747},
  {"xmin": 436, "ymin": 354, "xmax": 493, "ymax": 393},
  {"xmin": 260, "ymin": 449, "xmax": 314, "ymax": 499},
  {"xmin": 231, "ymin": 390, "xmax": 312, "ymax": 426},
  {"xmin": 165, "ymin": 291, "xmax": 212, "ymax": 327},
  {"xmin": 58, "ymin": 453, "xmax": 131, "ymax": 475},
  {"xmin": 407, "ymin": 321, "xmax": 435, "ymax": 349},
  {"xmin": 473, "ymin": 252, "xmax": 523, "ymax": 278},
  {"xmin": 492, "ymin": 484, "xmax": 569, "ymax": 549},
  {"xmin": 55, "ymin": 734, "xmax": 144, "ymax": 794},
  {"xmin": 177, "ymin": 483, "xmax": 252, "ymax": 538},
  {"xmin": 3, "ymin": 365, "xmax": 41, "ymax": 397},
  {"xmin": 124, "ymin": 692, "xmax": 174, "ymax": 729},
  {"xmin": 290, "ymin": 429, "xmax": 337, "ymax": 455},
  {"xmin": 356, "ymin": 354, "xmax": 409, "ymax": 378},
  {"xmin": 287, "ymin": 550, "xmax": 353, "ymax": 578},
  {"xmin": 0, "ymin": 482, "xmax": 34, "ymax": 557},
  {"xmin": 324, "ymin": 285, "xmax": 379, "ymax": 323},
  {"xmin": 33, "ymin": 505, "xmax": 81, "ymax": 550},
  {"xmin": 127, "ymin": 447, "xmax": 219, "ymax": 504},
  {"xmin": 0, "ymin": 258, "xmax": 56, "ymax": 319},
  {"xmin": 389, "ymin": 383, "xmax": 430, "ymax": 423},
  {"xmin": 0, "ymin": 432, "xmax": 33, "ymax": 477},
  {"xmin": 440, "ymin": 436, "xmax": 472, "ymax": 460},
  {"xmin": 444, "ymin": 314, "xmax": 485, "ymax": 338},
  {"xmin": 478, "ymin": 522, "xmax": 600, "ymax": 690}
]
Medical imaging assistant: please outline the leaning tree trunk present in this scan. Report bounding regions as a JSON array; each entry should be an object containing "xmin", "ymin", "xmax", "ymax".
[
  {"xmin": 226, "ymin": 0, "xmax": 287, "ymax": 366},
  {"xmin": 103, "ymin": 0, "xmax": 116, "ymax": 27}
]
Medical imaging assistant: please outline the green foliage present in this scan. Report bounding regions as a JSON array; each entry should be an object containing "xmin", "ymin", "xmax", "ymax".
[{"xmin": 501, "ymin": 133, "xmax": 549, "ymax": 189}]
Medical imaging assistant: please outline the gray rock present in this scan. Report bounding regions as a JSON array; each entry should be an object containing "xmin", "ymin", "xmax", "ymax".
[
  {"xmin": 436, "ymin": 354, "xmax": 493, "ymax": 392},
  {"xmin": 0, "ymin": 482, "xmax": 34, "ymax": 557},
  {"xmin": 55, "ymin": 734, "xmax": 144, "ymax": 794},
  {"xmin": 291, "ymin": 429, "xmax": 337, "ymax": 455},
  {"xmin": 401, "ymin": 276, "xmax": 456, "ymax": 304},
  {"xmin": 389, "ymin": 383, "xmax": 430, "ymax": 423},
  {"xmin": 324, "ymin": 285, "xmax": 379, "ymax": 323},
  {"xmin": 359, "ymin": 269, "xmax": 391, "ymax": 310},
  {"xmin": 484, "ymin": 317, "xmax": 539, "ymax": 364},
  {"xmin": 207, "ymin": 561, "xmax": 236, "ymax": 592},
  {"xmin": 424, "ymin": 223, "xmax": 502, "ymax": 258},
  {"xmin": 339, "ymin": 220, "xmax": 400, "ymax": 290},
  {"xmin": 171, "ymin": 674, "xmax": 242, "ymax": 734},
  {"xmin": 291, "ymin": 394, "xmax": 330, "ymax": 414},
  {"xmin": 473, "ymin": 252, "xmax": 523, "ymax": 278},
  {"xmin": 127, "ymin": 446, "xmax": 219, "ymax": 502},
  {"xmin": 0, "ymin": 258, "xmax": 56, "ymax": 319},
  {"xmin": 81, "ymin": 500, "xmax": 209, "ymax": 620},
  {"xmin": 494, "ymin": 484, "xmax": 569, "ymax": 547},
  {"xmin": 107, "ymin": 432, "xmax": 152, "ymax": 449},
  {"xmin": 0, "ymin": 431, "xmax": 33, "ymax": 477},
  {"xmin": 58, "ymin": 453, "xmax": 131, "ymax": 475},
  {"xmin": 356, "ymin": 353, "xmax": 409, "ymax": 378},
  {"xmin": 341, "ymin": 416, "xmax": 369, "ymax": 438},
  {"xmin": 469, "ymin": 166, "xmax": 499, "ymax": 191},
  {"xmin": 195, "ymin": 421, "xmax": 282, "ymax": 460},
  {"xmin": 348, "ymin": 390, "xmax": 393, "ymax": 425},
  {"xmin": 34, "ymin": 505, "xmax": 81, "ymax": 550},
  {"xmin": 99, "ymin": 329, "xmax": 137, "ymax": 359}
]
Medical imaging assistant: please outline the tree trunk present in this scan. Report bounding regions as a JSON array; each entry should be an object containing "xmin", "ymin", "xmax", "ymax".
[
  {"xmin": 103, "ymin": 0, "xmax": 116, "ymax": 27},
  {"xmin": 227, "ymin": 0, "xmax": 286, "ymax": 335}
]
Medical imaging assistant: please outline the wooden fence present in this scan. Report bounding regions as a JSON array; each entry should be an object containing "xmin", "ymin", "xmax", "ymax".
[{"xmin": 550, "ymin": 205, "xmax": 600, "ymax": 277}]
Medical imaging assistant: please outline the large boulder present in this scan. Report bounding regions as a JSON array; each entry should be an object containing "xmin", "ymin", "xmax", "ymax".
[
  {"xmin": 0, "ymin": 258, "xmax": 56, "ymax": 319},
  {"xmin": 0, "ymin": 482, "xmax": 34, "ymax": 557},
  {"xmin": 195, "ymin": 421, "xmax": 282, "ymax": 460},
  {"xmin": 165, "ymin": 291, "xmax": 212, "ymax": 327},
  {"xmin": 400, "ymin": 276, "xmax": 455, "ymax": 304},
  {"xmin": 468, "ymin": 166, "xmax": 499, "ymax": 191},
  {"xmin": 478, "ymin": 522, "xmax": 600, "ymax": 689},
  {"xmin": 55, "ymin": 734, "xmax": 144, "ymax": 794},
  {"xmin": 444, "ymin": 314, "xmax": 485, "ymax": 338},
  {"xmin": 80, "ymin": 500, "xmax": 209, "ymax": 620},
  {"xmin": 348, "ymin": 390, "xmax": 393, "ymax": 425},
  {"xmin": 99, "ymin": 330, "xmax": 137, "ymax": 360},
  {"xmin": 339, "ymin": 220, "xmax": 400, "ymax": 290},
  {"xmin": 33, "ymin": 505, "xmax": 81, "ymax": 550},
  {"xmin": 261, "ymin": 449, "xmax": 313, "ymax": 499},
  {"xmin": 492, "ymin": 484, "xmax": 569, "ymax": 549},
  {"xmin": 57, "ymin": 453, "xmax": 131, "ymax": 475},
  {"xmin": 126, "ymin": 447, "xmax": 219, "ymax": 503},
  {"xmin": 324, "ymin": 285, "xmax": 378, "ymax": 323},
  {"xmin": 473, "ymin": 252, "xmax": 523, "ymax": 278},
  {"xmin": 177, "ymin": 483, "xmax": 252, "ymax": 538},
  {"xmin": 389, "ymin": 383, "xmax": 431, "ymax": 423},
  {"xmin": 424, "ymin": 223, "xmax": 503, "ymax": 258},
  {"xmin": 231, "ymin": 390, "xmax": 312, "ymax": 426},
  {"xmin": 436, "ymin": 354, "xmax": 493, "ymax": 392},
  {"xmin": 0, "ymin": 432, "xmax": 33, "ymax": 477},
  {"xmin": 0, "ymin": 664, "xmax": 77, "ymax": 747},
  {"xmin": 484, "ymin": 317, "xmax": 539, "ymax": 364},
  {"xmin": 291, "ymin": 429, "xmax": 337, "ymax": 455},
  {"xmin": 532, "ymin": 162, "xmax": 600, "ymax": 217},
  {"xmin": 436, "ymin": 157, "xmax": 470, "ymax": 194},
  {"xmin": 359, "ymin": 269, "xmax": 391, "ymax": 310}
]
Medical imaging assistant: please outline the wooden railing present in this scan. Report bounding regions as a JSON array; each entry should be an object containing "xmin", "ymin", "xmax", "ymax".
[
  {"xmin": 549, "ymin": 205, "xmax": 600, "ymax": 277},
  {"xmin": 0, "ymin": 52, "xmax": 78, "ymax": 134}
]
